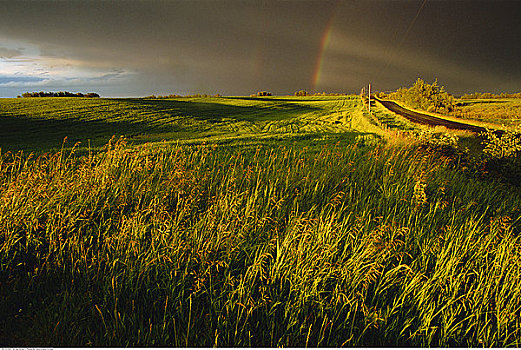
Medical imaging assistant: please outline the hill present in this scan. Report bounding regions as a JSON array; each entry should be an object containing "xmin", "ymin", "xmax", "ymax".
[{"xmin": 0, "ymin": 95, "xmax": 365, "ymax": 153}]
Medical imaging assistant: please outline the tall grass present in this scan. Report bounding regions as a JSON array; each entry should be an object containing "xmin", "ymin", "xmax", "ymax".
[{"xmin": 1, "ymin": 138, "xmax": 521, "ymax": 346}]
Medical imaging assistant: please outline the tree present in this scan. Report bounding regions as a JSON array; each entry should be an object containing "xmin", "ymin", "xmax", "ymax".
[
  {"xmin": 20, "ymin": 91, "xmax": 101, "ymax": 98},
  {"xmin": 388, "ymin": 78, "xmax": 455, "ymax": 113}
]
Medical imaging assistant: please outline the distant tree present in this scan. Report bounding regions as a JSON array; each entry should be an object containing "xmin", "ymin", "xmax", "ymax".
[
  {"xmin": 461, "ymin": 91, "xmax": 521, "ymax": 99},
  {"xmin": 20, "ymin": 91, "xmax": 100, "ymax": 98},
  {"xmin": 257, "ymin": 91, "xmax": 272, "ymax": 97},
  {"xmin": 295, "ymin": 90, "xmax": 308, "ymax": 96}
]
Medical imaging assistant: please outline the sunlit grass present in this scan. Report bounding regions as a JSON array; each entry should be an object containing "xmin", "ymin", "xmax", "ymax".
[
  {"xmin": 0, "ymin": 96, "xmax": 361, "ymax": 153},
  {"xmin": 2, "ymin": 95, "xmax": 521, "ymax": 346},
  {"xmin": 453, "ymin": 98, "xmax": 521, "ymax": 129},
  {"xmin": 1, "ymin": 137, "xmax": 521, "ymax": 346}
]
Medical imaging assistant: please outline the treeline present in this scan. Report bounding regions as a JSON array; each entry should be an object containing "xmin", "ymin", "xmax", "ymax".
[
  {"xmin": 250, "ymin": 91, "xmax": 272, "ymax": 97},
  {"xmin": 145, "ymin": 93, "xmax": 222, "ymax": 99},
  {"xmin": 379, "ymin": 78, "xmax": 456, "ymax": 113},
  {"xmin": 250, "ymin": 90, "xmax": 348, "ymax": 98},
  {"xmin": 20, "ymin": 91, "xmax": 100, "ymax": 98},
  {"xmin": 295, "ymin": 90, "xmax": 347, "ymax": 97},
  {"xmin": 461, "ymin": 92, "xmax": 521, "ymax": 99}
]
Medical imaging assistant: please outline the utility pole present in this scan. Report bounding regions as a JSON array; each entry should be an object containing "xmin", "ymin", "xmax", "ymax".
[{"xmin": 368, "ymin": 83, "xmax": 371, "ymax": 114}]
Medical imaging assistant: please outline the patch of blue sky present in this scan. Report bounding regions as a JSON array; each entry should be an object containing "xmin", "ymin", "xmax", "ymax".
[{"xmin": 0, "ymin": 75, "xmax": 46, "ymax": 84}]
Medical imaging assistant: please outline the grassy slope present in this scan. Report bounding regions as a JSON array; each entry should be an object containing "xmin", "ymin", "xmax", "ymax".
[
  {"xmin": 1, "ymin": 96, "xmax": 521, "ymax": 346},
  {"xmin": 0, "ymin": 96, "xmax": 363, "ymax": 153}
]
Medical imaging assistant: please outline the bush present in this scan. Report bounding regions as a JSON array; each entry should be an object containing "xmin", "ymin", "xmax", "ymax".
[
  {"xmin": 479, "ymin": 130, "xmax": 521, "ymax": 185},
  {"xmin": 388, "ymin": 79, "xmax": 456, "ymax": 113},
  {"xmin": 417, "ymin": 130, "xmax": 459, "ymax": 154}
]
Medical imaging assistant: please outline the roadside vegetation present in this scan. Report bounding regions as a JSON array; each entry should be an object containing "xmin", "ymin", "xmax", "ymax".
[
  {"xmin": 2, "ymin": 91, "xmax": 521, "ymax": 346},
  {"xmin": 378, "ymin": 78, "xmax": 456, "ymax": 114},
  {"xmin": 377, "ymin": 78, "xmax": 521, "ymax": 130}
]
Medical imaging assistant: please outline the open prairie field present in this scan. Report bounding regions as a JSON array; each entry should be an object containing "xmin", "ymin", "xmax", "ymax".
[
  {"xmin": 2, "ymin": 0, "xmax": 520, "ymax": 346},
  {"xmin": 2, "ymin": 95, "xmax": 521, "ymax": 347},
  {"xmin": 0, "ymin": 96, "xmax": 364, "ymax": 153},
  {"xmin": 453, "ymin": 98, "xmax": 521, "ymax": 128}
]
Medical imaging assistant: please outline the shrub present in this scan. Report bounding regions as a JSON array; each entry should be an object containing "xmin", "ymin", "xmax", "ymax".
[
  {"xmin": 483, "ymin": 130, "xmax": 521, "ymax": 159},
  {"xmin": 388, "ymin": 78, "xmax": 456, "ymax": 113},
  {"xmin": 478, "ymin": 130, "xmax": 521, "ymax": 185},
  {"xmin": 417, "ymin": 130, "xmax": 459, "ymax": 154}
]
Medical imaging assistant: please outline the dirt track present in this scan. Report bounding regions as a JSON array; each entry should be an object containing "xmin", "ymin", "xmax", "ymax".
[{"xmin": 375, "ymin": 98, "xmax": 487, "ymax": 133}]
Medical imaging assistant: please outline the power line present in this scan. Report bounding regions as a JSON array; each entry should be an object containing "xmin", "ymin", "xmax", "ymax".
[
  {"xmin": 398, "ymin": 0, "xmax": 428, "ymax": 49},
  {"xmin": 373, "ymin": 0, "xmax": 429, "ymax": 89}
]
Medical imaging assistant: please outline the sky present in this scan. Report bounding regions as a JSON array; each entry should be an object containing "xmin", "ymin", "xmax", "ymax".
[{"xmin": 0, "ymin": 0, "xmax": 520, "ymax": 97}]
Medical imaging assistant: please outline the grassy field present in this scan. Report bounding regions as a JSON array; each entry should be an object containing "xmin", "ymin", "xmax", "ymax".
[
  {"xmin": 2, "ymin": 95, "xmax": 521, "ymax": 346},
  {"xmin": 453, "ymin": 98, "xmax": 521, "ymax": 129},
  {"xmin": 0, "ymin": 96, "xmax": 364, "ymax": 153}
]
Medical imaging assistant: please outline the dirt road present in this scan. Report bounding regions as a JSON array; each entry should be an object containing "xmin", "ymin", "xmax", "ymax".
[{"xmin": 375, "ymin": 98, "xmax": 487, "ymax": 133}]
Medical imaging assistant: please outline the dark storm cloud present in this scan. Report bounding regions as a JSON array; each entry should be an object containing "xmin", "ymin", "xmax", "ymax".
[
  {"xmin": 315, "ymin": 0, "xmax": 521, "ymax": 94},
  {"xmin": 0, "ymin": 47, "xmax": 23, "ymax": 59},
  {"xmin": 0, "ymin": 0, "xmax": 336, "ymax": 96},
  {"xmin": 0, "ymin": 0, "xmax": 519, "ymax": 97}
]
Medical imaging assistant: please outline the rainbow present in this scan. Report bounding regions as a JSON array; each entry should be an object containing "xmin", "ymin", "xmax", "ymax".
[{"xmin": 311, "ymin": 1, "xmax": 340, "ymax": 92}]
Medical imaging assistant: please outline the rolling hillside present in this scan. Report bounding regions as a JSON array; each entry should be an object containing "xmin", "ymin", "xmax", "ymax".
[{"xmin": 0, "ymin": 95, "xmax": 366, "ymax": 152}]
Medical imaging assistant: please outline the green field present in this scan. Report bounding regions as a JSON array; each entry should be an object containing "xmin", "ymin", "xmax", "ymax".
[
  {"xmin": 0, "ymin": 96, "xmax": 368, "ymax": 153},
  {"xmin": 2, "ymin": 95, "xmax": 521, "ymax": 346},
  {"xmin": 453, "ymin": 98, "xmax": 521, "ymax": 129}
]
